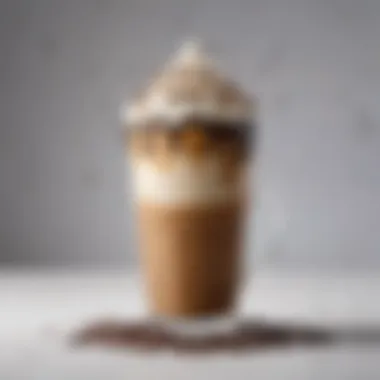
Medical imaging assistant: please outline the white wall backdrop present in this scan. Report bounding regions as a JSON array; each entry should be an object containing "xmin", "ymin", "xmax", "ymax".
[{"xmin": 1, "ymin": 0, "xmax": 380, "ymax": 270}]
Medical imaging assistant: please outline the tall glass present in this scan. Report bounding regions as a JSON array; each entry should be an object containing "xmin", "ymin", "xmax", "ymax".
[{"xmin": 125, "ymin": 116, "xmax": 254, "ymax": 336}]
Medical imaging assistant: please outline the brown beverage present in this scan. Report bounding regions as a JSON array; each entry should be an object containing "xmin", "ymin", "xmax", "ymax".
[{"xmin": 121, "ymin": 42, "xmax": 256, "ymax": 328}]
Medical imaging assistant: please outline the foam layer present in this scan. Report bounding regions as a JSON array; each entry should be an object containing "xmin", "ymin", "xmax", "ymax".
[
  {"xmin": 130, "ymin": 155, "xmax": 245, "ymax": 206},
  {"xmin": 121, "ymin": 41, "xmax": 254, "ymax": 127}
]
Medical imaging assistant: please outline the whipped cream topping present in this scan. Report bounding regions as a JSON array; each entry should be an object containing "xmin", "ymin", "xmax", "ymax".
[{"xmin": 121, "ymin": 41, "xmax": 254, "ymax": 127}]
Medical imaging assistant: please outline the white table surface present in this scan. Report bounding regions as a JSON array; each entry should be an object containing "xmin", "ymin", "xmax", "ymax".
[{"xmin": 1, "ymin": 269, "xmax": 380, "ymax": 380}]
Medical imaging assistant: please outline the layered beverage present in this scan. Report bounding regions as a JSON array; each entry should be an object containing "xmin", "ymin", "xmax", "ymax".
[{"xmin": 121, "ymin": 42, "xmax": 256, "ymax": 329}]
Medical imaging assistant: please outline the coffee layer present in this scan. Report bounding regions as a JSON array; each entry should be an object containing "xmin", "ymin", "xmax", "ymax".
[{"xmin": 138, "ymin": 203, "xmax": 245, "ymax": 317}]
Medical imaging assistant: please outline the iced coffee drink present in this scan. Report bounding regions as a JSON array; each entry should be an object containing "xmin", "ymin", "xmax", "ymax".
[{"xmin": 121, "ymin": 42, "xmax": 256, "ymax": 332}]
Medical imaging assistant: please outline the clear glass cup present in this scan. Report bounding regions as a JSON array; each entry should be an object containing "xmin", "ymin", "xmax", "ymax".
[{"xmin": 125, "ymin": 116, "xmax": 254, "ymax": 337}]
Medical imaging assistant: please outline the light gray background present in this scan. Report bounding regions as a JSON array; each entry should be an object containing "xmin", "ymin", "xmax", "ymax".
[{"xmin": 1, "ymin": 0, "xmax": 379, "ymax": 270}]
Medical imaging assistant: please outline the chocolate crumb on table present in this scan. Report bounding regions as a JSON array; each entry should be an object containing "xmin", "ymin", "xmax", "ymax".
[{"xmin": 71, "ymin": 319, "xmax": 334, "ymax": 353}]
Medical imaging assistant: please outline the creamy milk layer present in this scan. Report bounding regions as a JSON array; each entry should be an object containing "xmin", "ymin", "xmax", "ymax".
[
  {"xmin": 121, "ymin": 41, "xmax": 254, "ymax": 127},
  {"xmin": 130, "ymin": 155, "xmax": 245, "ymax": 206}
]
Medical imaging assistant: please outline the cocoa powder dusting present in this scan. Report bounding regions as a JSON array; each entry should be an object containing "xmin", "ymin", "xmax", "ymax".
[{"xmin": 71, "ymin": 319, "xmax": 334, "ymax": 353}]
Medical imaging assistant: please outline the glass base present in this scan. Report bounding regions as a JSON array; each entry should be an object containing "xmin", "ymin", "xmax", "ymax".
[{"xmin": 154, "ymin": 315, "xmax": 237, "ymax": 338}]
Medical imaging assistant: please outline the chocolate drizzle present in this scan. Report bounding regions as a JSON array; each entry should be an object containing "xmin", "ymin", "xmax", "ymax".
[{"xmin": 126, "ymin": 120, "xmax": 255, "ymax": 162}]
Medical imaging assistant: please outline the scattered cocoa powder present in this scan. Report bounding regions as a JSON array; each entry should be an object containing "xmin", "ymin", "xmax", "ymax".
[{"xmin": 71, "ymin": 319, "xmax": 334, "ymax": 353}]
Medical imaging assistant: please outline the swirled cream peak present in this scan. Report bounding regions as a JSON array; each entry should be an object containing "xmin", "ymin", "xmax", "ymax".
[{"xmin": 121, "ymin": 41, "xmax": 254, "ymax": 127}]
